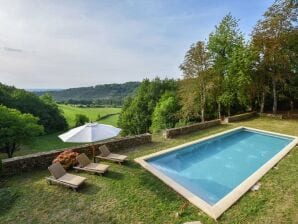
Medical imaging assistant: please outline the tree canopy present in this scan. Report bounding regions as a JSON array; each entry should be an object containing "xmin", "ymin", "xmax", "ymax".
[
  {"xmin": 207, "ymin": 13, "xmax": 251, "ymax": 116},
  {"xmin": 179, "ymin": 41, "xmax": 213, "ymax": 122},
  {"xmin": 151, "ymin": 92, "xmax": 180, "ymax": 133},
  {"xmin": 0, "ymin": 83, "xmax": 68, "ymax": 133},
  {"xmin": 251, "ymin": 0, "xmax": 297, "ymax": 113},
  {"xmin": 118, "ymin": 78, "xmax": 178, "ymax": 135},
  {"xmin": 0, "ymin": 105, "xmax": 44, "ymax": 158}
]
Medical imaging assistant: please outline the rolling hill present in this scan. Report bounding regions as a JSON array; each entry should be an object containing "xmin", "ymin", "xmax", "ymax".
[{"xmin": 34, "ymin": 82, "xmax": 140, "ymax": 105}]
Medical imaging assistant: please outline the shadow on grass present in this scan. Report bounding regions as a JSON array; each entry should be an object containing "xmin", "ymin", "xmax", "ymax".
[
  {"xmin": 104, "ymin": 170, "xmax": 125, "ymax": 180},
  {"xmin": 122, "ymin": 144, "xmax": 162, "ymax": 160},
  {"xmin": 79, "ymin": 182, "xmax": 102, "ymax": 195},
  {"xmin": 230, "ymin": 116, "xmax": 259, "ymax": 123},
  {"xmin": 45, "ymin": 178, "xmax": 102, "ymax": 195},
  {"xmin": 123, "ymin": 160, "xmax": 140, "ymax": 169},
  {"xmin": 0, "ymin": 188, "xmax": 19, "ymax": 215},
  {"xmin": 137, "ymin": 170, "xmax": 180, "ymax": 203}
]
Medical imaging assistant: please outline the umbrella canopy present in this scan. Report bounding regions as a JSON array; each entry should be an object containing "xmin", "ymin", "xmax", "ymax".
[{"xmin": 59, "ymin": 122, "xmax": 121, "ymax": 143}]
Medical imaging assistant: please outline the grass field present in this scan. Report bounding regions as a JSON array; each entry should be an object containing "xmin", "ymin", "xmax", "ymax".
[
  {"xmin": 1, "ymin": 117, "xmax": 297, "ymax": 223},
  {"xmin": 59, "ymin": 104, "xmax": 121, "ymax": 127},
  {"xmin": 0, "ymin": 105, "xmax": 122, "ymax": 159}
]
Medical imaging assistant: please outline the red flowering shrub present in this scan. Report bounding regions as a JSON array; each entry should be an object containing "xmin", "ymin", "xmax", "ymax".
[{"xmin": 52, "ymin": 150, "xmax": 79, "ymax": 169}]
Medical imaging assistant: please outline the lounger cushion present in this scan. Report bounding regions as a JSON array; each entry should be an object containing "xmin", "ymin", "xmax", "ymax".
[
  {"xmin": 84, "ymin": 163, "xmax": 109, "ymax": 172},
  {"xmin": 99, "ymin": 145, "xmax": 111, "ymax": 157},
  {"xmin": 77, "ymin": 153, "xmax": 91, "ymax": 168},
  {"xmin": 108, "ymin": 153, "xmax": 127, "ymax": 161},
  {"xmin": 48, "ymin": 163, "xmax": 66, "ymax": 179},
  {"xmin": 58, "ymin": 173, "xmax": 86, "ymax": 186}
]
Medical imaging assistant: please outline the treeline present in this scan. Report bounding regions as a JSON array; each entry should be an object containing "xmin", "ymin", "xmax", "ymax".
[
  {"xmin": 0, "ymin": 83, "xmax": 68, "ymax": 133},
  {"xmin": 61, "ymin": 99, "xmax": 123, "ymax": 107},
  {"xmin": 35, "ymin": 82, "xmax": 140, "ymax": 106},
  {"xmin": 119, "ymin": 0, "xmax": 297, "ymax": 135}
]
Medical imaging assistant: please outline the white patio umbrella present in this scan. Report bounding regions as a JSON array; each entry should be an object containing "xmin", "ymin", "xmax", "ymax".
[{"xmin": 59, "ymin": 122, "xmax": 121, "ymax": 160}]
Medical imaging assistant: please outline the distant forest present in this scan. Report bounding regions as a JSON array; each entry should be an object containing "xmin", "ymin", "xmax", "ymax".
[{"xmin": 34, "ymin": 82, "xmax": 140, "ymax": 106}]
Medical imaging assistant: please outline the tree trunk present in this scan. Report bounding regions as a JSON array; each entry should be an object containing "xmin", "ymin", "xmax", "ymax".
[
  {"xmin": 260, "ymin": 91, "xmax": 265, "ymax": 113},
  {"xmin": 4, "ymin": 143, "xmax": 12, "ymax": 158},
  {"xmin": 272, "ymin": 79, "xmax": 277, "ymax": 114},
  {"xmin": 7, "ymin": 147, "xmax": 13, "ymax": 158},
  {"xmin": 8, "ymin": 143, "xmax": 16, "ymax": 158},
  {"xmin": 201, "ymin": 91, "xmax": 205, "ymax": 123},
  {"xmin": 227, "ymin": 107, "xmax": 231, "ymax": 117},
  {"xmin": 201, "ymin": 108, "xmax": 205, "ymax": 123},
  {"xmin": 290, "ymin": 100, "xmax": 294, "ymax": 111},
  {"xmin": 217, "ymin": 101, "xmax": 221, "ymax": 119}
]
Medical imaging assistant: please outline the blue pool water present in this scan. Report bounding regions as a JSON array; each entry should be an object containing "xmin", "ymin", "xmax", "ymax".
[{"xmin": 148, "ymin": 129, "xmax": 293, "ymax": 205}]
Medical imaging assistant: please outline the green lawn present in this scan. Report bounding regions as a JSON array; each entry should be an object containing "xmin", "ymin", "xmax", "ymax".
[
  {"xmin": 0, "ymin": 105, "xmax": 121, "ymax": 160},
  {"xmin": 1, "ymin": 117, "xmax": 297, "ymax": 223}
]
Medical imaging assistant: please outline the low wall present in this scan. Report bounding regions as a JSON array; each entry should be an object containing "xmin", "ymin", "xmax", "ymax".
[
  {"xmin": 259, "ymin": 113, "xmax": 283, "ymax": 119},
  {"xmin": 164, "ymin": 119, "xmax": 221, "ymax": 139},
  {"xmin": 224, "ymin": 112, "xmax": 257, "ymax": 123},
  {"xmin": 1, "ymin": 133, "xmax": 152, "ymax": 176}
]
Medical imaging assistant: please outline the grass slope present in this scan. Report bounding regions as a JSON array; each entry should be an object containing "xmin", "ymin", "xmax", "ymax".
[
  {"xmin": 59, "ymin": 104, "xmax": 121, "ymax": 127},
  {"xmin": 1, "ymin": 117, "xmax": 297, "ymax": 223}
]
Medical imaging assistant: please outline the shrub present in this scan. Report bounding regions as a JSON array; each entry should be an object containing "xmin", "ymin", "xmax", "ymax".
[
  {"xmin": 75, "ymin": 114, "xmax": 89, "ymax": 127},
  {"xmin": 151, "ymin": 92, "xmax": 180, "ymax": 133},
  {"xmin": 97, "ymin": 113, "xmax": 101, "ymax": 121},
  {"xmin": 52, "ymin": 150, "xmax": 79, "ymax": 169}
]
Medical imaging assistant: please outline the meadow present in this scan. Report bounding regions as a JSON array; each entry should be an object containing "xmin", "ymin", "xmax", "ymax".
[
  {"xmin": 1, "ymin": 117, "xmax": 297, "ymax": 223},
  {"xmin": 0, "ymin": 105, "xmax": 121, "ymax": 159},
  {"xmin": 59, "ymin": 104, "xmax": 121, "ymax": 127}
]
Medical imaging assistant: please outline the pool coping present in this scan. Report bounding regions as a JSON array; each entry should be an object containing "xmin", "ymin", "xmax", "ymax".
[{"xmin": 134, "ymin": 126, "xmax": 298, "ymax": 219}]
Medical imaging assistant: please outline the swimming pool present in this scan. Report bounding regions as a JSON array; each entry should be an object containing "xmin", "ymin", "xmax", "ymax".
[{"xmin": 135, "ymin": 127, "xmax": 298, "ymax": 219}]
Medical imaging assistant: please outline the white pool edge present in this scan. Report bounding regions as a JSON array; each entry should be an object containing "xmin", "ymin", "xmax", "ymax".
[{"xmin": 134, "ymin": 126, "xmax": 298, "ymax": 220}]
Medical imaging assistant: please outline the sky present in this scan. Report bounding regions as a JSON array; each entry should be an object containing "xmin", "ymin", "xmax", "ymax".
[{"xmin": 0, "ymin": 0, "xmax": 274, "ymax": 89}]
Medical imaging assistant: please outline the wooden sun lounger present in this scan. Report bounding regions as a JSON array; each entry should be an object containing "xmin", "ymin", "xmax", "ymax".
[
  {"xmin": 46, "ymin": 162, "xmax": 86, "ymax": 191},
  {"xmin": 96, "ymin": 145, "xmax": 128, "ymax": 164},
  {"xmin": 74, "ymin": 153, "xmax": 109, "ymax": 175}
]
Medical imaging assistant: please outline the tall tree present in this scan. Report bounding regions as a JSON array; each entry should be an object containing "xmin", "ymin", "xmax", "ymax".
[
  {"xmin": 249, "ymin": 42, "xmax": 271, "ymax": 113},
  {"xmin": 179, "ymin": 41, "xmax": 212, "ymax": 122},
  {"xmin": 251, "ymin": 0, "xmax": 297, "ymax": 113},
  {"xmin": 226, "ymin": 43, "xmax": 253, "ymax": 112},
  {"xmin": 208, "ymin": 13, "xmax": 247, "ymax": 116}
]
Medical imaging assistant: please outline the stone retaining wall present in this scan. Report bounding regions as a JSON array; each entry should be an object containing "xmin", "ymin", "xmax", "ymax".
[
  {"xmin": 164, "ymin": 119, "xmax": 221, "ymax": 139},
  {"xmin": 224, "ymin": 112, "xmax": 257, "ymax": 123},
  {"xmin": 1, "ymin": 133, "xmax": 152, "ymax": 176},
  {"xmin": 259, "ymin": 113, "xmax": 284, "ymax": 119}
]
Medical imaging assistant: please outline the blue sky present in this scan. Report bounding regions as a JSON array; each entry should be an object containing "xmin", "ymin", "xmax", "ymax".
[{"xmin": 0, "ymin": 0, "xmax": 274, "ymax": 88}]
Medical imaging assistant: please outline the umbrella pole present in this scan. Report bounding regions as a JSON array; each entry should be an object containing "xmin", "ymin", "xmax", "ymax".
[{"xmin": 92, "ymin": 144, "xmax": 96, "ymax": 162}]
